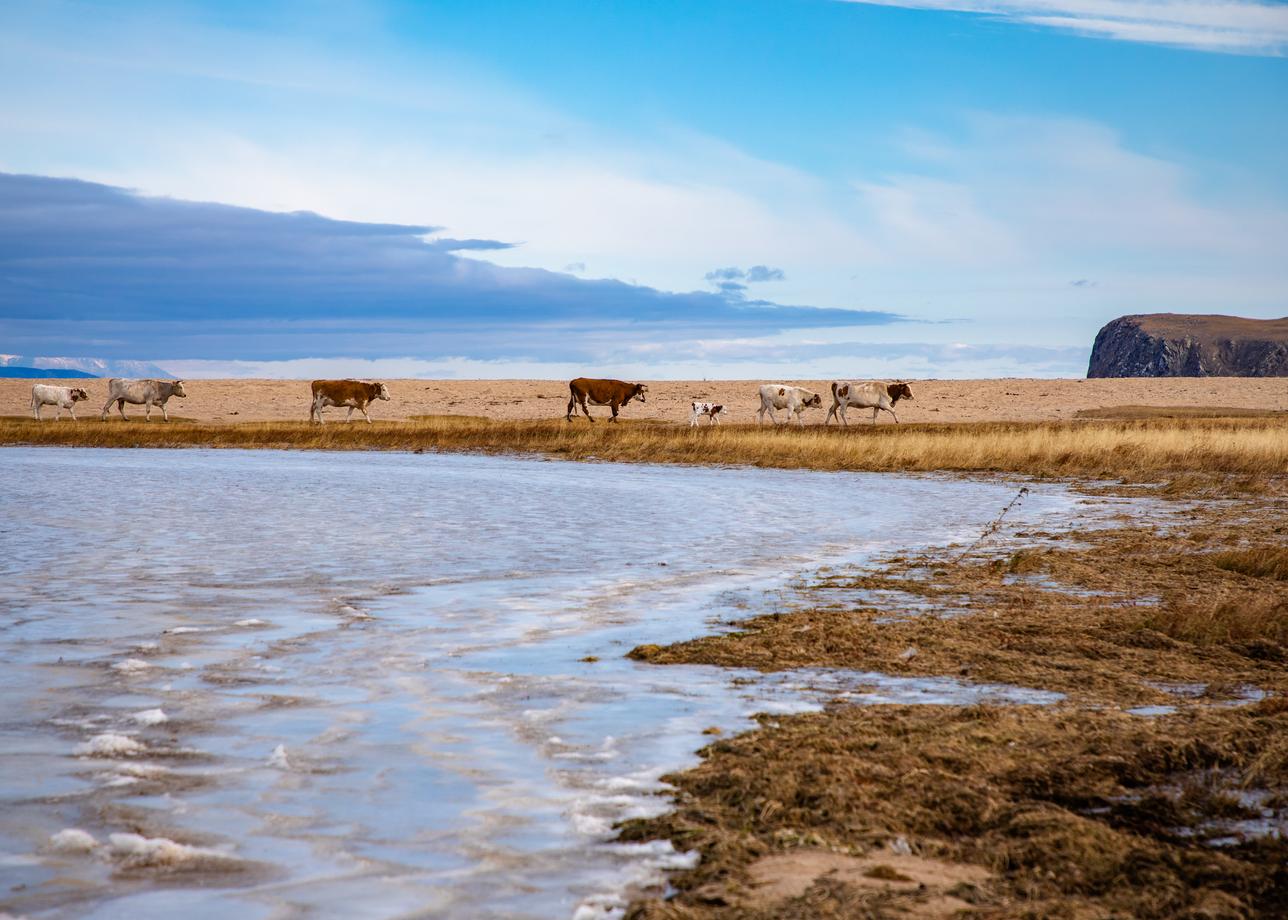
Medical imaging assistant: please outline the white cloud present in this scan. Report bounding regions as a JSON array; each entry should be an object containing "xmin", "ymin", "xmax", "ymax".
[{"xmin": 837, "ymin": 1, "xmax": 1288, "ymax": 53}]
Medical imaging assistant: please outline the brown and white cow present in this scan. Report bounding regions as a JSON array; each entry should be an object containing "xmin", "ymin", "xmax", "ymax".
[
  {"xmin": 690, "ymin": 401, "xmax": 725, "ymax": 426},
  {"xmin": 826, "ymin": 380, "xmax": 914, "ymax": 425},
  {"xmin": 100, "ymin": 379, "xmax": 187, "ymax": 422},
  {"xmin": 756, "ymin": 384, "xmax": 823, "ymax": 426},
  {"xmin": 565, "ymin": 378, "xmax": 647, "ymax": 422},
  {"xmin": 310, "ymin": 379, "xmax": 391, "ymax": 424},
  {"xmin": 31, "ymin": 384, "xmax": 89, "ymax": 421}
]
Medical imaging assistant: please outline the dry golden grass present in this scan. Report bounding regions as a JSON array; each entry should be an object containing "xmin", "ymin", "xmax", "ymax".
[
  {"xmin": 1211, "ymin": 546, "xmax": 1288, "ymax": 581},
  {"xmin": 1139, "ymin": 597, "xmax": 1288, "ymax": 646},
  {"xmin": 2, "ymin": 415, "xmax": 1285, "ymax": 476},
  {"xmin": 1074, "ymin": 404, "xmax": 1288, "ymax": 419}
]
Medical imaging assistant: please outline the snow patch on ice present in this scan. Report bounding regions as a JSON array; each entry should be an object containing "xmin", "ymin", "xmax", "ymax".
[{"xmin": 48, "ymin": 828, "xmax": 98, "ymax": 853}]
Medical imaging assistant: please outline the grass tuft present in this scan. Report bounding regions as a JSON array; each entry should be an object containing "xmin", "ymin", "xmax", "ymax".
[{"xmin": 1210, "ymin": 547, "xmax": 1288, "ymax": 581}]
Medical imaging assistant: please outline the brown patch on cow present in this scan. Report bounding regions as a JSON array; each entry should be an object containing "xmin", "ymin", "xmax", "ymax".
[
  {"xmin": 889, "ymin": 382, "xmax": 915, "ymax": 403},
  {"xmin": 777, "ymin": 388, "xmax": 786, "ymax": 397}
]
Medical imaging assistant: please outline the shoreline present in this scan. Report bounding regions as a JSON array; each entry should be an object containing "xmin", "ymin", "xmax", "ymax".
[{"xmin": 620, "ymin": 479, "xmax": 1288, "ymax": 918}]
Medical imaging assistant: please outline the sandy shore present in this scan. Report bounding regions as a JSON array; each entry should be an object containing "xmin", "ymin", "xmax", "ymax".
[{"xmin": 7, "ymin": 377, "xmax": 1288, "ymax": 424}]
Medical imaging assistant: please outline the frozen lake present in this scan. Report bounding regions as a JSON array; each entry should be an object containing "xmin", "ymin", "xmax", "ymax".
[{"xmin": 0, "ymin": 449, "xmax": 1119, "ymax": 918}]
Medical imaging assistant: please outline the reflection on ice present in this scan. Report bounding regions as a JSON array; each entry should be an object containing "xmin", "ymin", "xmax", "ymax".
[{"xmin": 0, "ymin": 448, "xmax": 1135, "ymax": 918}]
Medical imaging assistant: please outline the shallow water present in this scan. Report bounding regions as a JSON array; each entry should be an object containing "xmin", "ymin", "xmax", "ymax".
[{"xmin": 0, "ymin": 449, "xmax": 1128, "ymax": 918}]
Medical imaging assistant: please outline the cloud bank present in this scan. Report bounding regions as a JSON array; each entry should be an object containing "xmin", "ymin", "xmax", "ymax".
[{"xmin": 0, "ymin": 173, "xmax": 900, "ymax": 366}]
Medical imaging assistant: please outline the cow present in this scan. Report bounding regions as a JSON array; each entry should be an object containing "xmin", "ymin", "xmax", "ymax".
[
  {"xmin": 826, "ymin": 380, "xmax": 915, "ymax": 425},
  {"xmin": 690, "ymin": 402, "xmax": 725, "ymax": 426},
  {"xmin": 565, "ymin": 378, "xmax": 647, "ymax": 422},
  {"xmin": 31, "ymin": 384, "xmax": 89, "ymax": 421},
  {"xmin": 756, "ymin": 385, "xmax": 823, "ymax": 426},
  {"xmin": 310, "ymin": 379, "xmax": 391, "ymax": 424},
  {"xmin": 100, "ymin": 379, "xmax": 187, "ymax": 422}
]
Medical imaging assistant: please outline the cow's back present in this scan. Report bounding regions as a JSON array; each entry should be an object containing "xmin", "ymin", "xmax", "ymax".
[
  {"xmin": 312, "ymin": 379, "xmax": 370, "ymax": 405},
  {"xmin": 571, "ymin": 377, "xmax": 630, "ymax": 403}
]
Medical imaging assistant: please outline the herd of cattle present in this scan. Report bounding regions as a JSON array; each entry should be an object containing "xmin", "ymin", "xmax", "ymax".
[{"xmin": 28, "ymin": 377, "xmax": 914, "ymax": 426}]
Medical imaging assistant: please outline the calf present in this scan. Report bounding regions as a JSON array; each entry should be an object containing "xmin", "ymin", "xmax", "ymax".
[
  {"xmin": 31, "ymin": 384, "xmax": 89, "ymax": 421},
  {"xmin": 566, "ymin": 378, "xmax": 647, "ymax": 422},
  {"xmin": 826, "ymin": 380, "xmax": 914, "ymax": 425},
  {"xmin": 310, "ymin": 379, "xmax": 391, "ymax": 424},
  {"xmin": 690, "ymin": 402, "xmax": 725, "ymax": 426},
  {"xmin": 756, "ymin": 385, "xmax": 823, "ymax": 426},
  {"xmin": 100, "ymin": 379, "xmax": 187, "ymax": 422}
]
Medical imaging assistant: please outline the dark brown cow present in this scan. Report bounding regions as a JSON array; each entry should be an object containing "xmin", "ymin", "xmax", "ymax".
[
  {"xmin": 310, "ymin": 379, "xmax": 391, "ymax": 424},
  {"xmin": 565, "ymin": 377, "xmax": 648, "ymax": 422}
]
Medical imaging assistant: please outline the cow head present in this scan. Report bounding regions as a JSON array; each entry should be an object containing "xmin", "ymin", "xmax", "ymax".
[
  {"xmin": 170, "ymin": 380, "xmax": 188, "ymax": 398},
  {"xmin": 631, "ymin": 383, "xmax": 648, "ymax": 404},
  {"xmin": 375, "ymin": 382, "xmax": 391, "ymax": 401},
  {"xmin": 804, "ymin": 392, "xmax": 823, "ymax": 408},
  {"xmin": 888, "ymin": 382, "xmax": 914, "ymax": 403},
  {"xmin": 70, "ymin": 388, "xmax": 89, "ymax": 402},
  {"xmin": 711, "ymin": 404, "xmax": 724, "ymax": 415}
]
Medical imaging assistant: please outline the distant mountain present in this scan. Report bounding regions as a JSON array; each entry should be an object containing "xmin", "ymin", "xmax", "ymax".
[
  {"xmin": 0, "ymin": 366, "xmax": 97, "ymax": 379},
  {"xmin": 1087, "ymin": 314, "xmax": 1288, "ymax": 378},
  {"xmin": 0, "ymin": 355, "xmax": 174, "ymax": 378}
]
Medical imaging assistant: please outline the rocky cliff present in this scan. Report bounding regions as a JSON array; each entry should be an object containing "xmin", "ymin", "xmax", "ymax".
[{"xmin": 1087, "ymin": 314, "xmax": 1288, "ymax": 378}]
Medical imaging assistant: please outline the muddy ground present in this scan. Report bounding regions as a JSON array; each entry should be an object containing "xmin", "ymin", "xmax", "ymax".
[{"xmin": 623, "ymin": 479, "xmax": 1288, "ymax": 919}]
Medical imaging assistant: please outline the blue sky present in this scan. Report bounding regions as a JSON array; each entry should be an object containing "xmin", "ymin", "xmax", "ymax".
[{"xmin": 1, "ymin": 0, "xmax": 1285, "ymax": 378}]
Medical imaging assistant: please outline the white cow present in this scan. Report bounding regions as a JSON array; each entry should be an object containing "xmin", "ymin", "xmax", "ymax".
[
  {"xmin": 31, "ymin": 384, "xmax": 89, "ymax": 421},
  {"xmin": 100, "ymin": 379, "xmax": 187, "ymax": 422},
  {"xmin": 689, "ymin": 401, "xmax": 726, "ymax": 426},
  {"xmin": 826, "ymin": 380, "xmax": 915, "ymax": 425},
  {"xmin": 756, "ymin": 385, "xmax": 823, "ymax": 426}
]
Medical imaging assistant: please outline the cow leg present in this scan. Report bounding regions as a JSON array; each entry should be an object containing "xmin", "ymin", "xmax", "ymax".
[
  {"xmin": 117, "ymin": 399, "xmax": 129, "ymax": 421},
  {"xmin": 711, "ymin": 412, "xmax": 720, "ymax": 425},
  {"xmin": 361, "ymin": 406, "xmax": 372, "ymax": 423},
  {"xmin": 32, "ymin": 401, "xmax": 41, "ymax": 421},
  {"xmin": 69, "ymin": 405, "xmax": 77, "ymax": 421},
  {"xmin": 838, "ymin": 405, "xmax": 849, "ymax": 426},
  {"xmin": 345, "ymin": 406, "xmax": 355, "ymax": 423},
  {"xmin": 871, "ymin": 407, "xmax": 880, "ymax": 424},
  {"xmin": 100, "ymin": 398, "xmax": 114, "ymax": 421},
  {"xmin": 160, "ymin": 401, "xmax": 170, "ymax": 423},
  {"xmin": 609, "ymin": 402, "xmax": 620, "ymax": 422},
  {"xmin": 580, "ymin": 397, "xmax": 593, "ymax": 422}
]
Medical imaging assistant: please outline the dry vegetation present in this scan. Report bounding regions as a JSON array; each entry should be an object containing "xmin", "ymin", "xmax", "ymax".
[
  {"xmin": 1, "ymin": 414, "xmax": 1286, "ymax": 477},
  {"xmin": 623, "ymin": 485, "xmax": 1288, "ymax": 918}
]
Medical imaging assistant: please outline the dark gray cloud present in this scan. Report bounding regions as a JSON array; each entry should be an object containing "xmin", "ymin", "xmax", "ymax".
[{"xmin": 0, "ymin": 173, "xmax": 901, "ymax": 362}]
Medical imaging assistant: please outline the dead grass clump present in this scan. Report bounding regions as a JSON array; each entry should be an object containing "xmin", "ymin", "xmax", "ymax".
[
  {"xmin": 1211, "ymin": 546, "xmax": 1288, "ymax": 581},
  {"xmin": 1138, "ymin": 596, "xmax": 1288, "ymax": 647}
]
